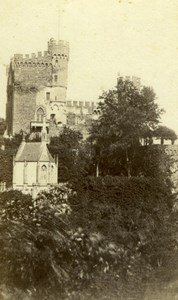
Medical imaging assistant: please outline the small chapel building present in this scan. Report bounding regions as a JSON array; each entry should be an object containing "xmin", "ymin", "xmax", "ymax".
[{"xmin": 13, "ymin": 126, "xmax": 58, "ymax": 197}]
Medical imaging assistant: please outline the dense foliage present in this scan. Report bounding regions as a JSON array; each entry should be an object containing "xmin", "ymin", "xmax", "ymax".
[
  {"xmin": 0, "ymin": 187, "xmax": 145, "ymax": 299},
  {"xmin": 0, "ymin": 149, "xmax": 13, "ymax": 187},
  {"xmin": 1, "ymin": 78, "xmax": 178, "ymax": 299},
  {"xmin": 0, "ymin": 133, "xmax": 23, "ymax": 187},
  {"xmin": 153, "ymin": 125, "xmax": 177, "ymax": 145},
  {"xmin": 49, "ymin": 127, "xmax": 90, "ymax": 182},
  {"xmin": 88, "ymin": 78, "xmax": 163, "ymax": 177},
  {"xmin": 0, "ymin": 174, "xmax": 177, "ymax": 299},
  {"xmin": 69, "ymin": 176, "xmax": 178, "ymax": 297},
  {"xmin": 0, "ymin": 118, "xmax": 6, "ymax": 136}
]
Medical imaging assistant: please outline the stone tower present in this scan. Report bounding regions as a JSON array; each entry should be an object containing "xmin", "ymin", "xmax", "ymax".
[{"xmin": 6, "ymin": 38, "xmax": 69, "ymax": 136}]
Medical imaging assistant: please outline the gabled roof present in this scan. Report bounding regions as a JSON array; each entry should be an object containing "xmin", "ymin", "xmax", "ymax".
[{"xmin": 15, "ymin": 142, "xmax": 55, "ymax": 162}]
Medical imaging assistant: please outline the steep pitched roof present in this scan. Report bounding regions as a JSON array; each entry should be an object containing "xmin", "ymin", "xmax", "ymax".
[{"xmin": 15, "ymin": 142, "xmax": 55, "ymax": 162}]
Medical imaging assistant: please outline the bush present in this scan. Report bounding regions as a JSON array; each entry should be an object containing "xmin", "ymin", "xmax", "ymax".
[
  {"xmin": 0, "ymin": 187, "xmax": 148, "ymax": 299},
  {"xmin": 69, "ymin": 175, "xmax": 178, "ymax": 295}
]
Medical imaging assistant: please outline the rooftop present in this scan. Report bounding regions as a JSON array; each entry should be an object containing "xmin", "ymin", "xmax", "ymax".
[{"xmin": 15, "ymin": 142, "xmax": 55, "ymax": 162}]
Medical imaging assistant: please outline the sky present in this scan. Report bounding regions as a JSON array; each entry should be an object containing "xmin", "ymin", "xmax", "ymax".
[{"xmin": 0, "ymin": 0, "xmax": 178, "ymax": 132}]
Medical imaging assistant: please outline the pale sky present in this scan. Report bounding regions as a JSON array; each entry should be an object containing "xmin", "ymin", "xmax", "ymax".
[{"xmin": 0, "ymin": 0, "xmax": 178, "ymax": 132}]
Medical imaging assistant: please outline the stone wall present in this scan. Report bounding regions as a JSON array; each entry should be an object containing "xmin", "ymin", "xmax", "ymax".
[
  {"xmin": 13, "ymin": 91, "xmax": 37, "ymax": 134},
  {"xmin": 6, "ymin": 38, "xmax": 69, "ymax": 136}
]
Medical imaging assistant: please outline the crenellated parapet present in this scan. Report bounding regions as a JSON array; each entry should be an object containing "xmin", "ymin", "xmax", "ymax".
[
  {"xmin": 66, "ymin": 100, "xmax": 98, "ymax": 108},
  {"xmin": 6, "ymin": 38, "xmax": 70, "ymax": 136},
  {"xmin": 48, "ymin": 38, "xmax": 69, "ymax": 59},
  {"xmin": 13, "ymin": 38, "xmax": 69, "ymax": 68}
]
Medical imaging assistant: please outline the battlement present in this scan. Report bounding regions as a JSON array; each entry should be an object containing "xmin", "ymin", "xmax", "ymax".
[
  {"xmin": 13, "ymin": 52, "xmax": 69, "ymax": 69},
  {"xmin": 48, "ymin": 38, "xmax": 69, "ymax": 47},
  {"xmin": 13, "ymin": 58, "xmax": 52, "ymax": 68},
  {"xmin": 13, "ymin": 38, "xmax": 69, "ymax": 66},
  {"xmin": 48, "ymin": 38, "xmax": 69, "ymax": 58},
  {"xmin": 13, "ymin": 52, "xmax": 68, "ymax": 68},
  {"xmin": 66, "ymin": 100, "xmax": 99, "ymax": 108},
  {"xmin": 14, "ymin": 51, "xmax": 49, "ymax": 60},
  {"xmin": 117, "ymin": 74, "xmax": 141, "ymax": 89}
]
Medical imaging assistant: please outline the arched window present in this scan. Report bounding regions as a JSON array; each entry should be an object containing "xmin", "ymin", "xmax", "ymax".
[
  {"xmin": 36, "ymin": 108, "xmax": 44, "ymax": 122},
  {"xmin": 51, "ymin": 165, "xmax": 54, "ymax": 180},
  {"xmin": 41, "ymin": 165, "xmax": 47, "ymax": 184}
]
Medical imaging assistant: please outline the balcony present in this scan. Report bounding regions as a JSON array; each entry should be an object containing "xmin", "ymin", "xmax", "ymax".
[{"xmin": 30, "ymin": 120, "xmax": 50, "ymax": 128}]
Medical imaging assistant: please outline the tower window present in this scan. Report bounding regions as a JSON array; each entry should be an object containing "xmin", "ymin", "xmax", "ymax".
[
  {"xmin": 54, "ymin": 75, "xmax": 58, "ymax": 83},
  {"xmin": 55, "ymin": 96, "xmax": 58, "ymax": 100},
  {"xmin": 46, "ymin": 92, "xmax": 50, "ymax": 100},
  {"xmin": 37, "ymin": 108, "xmax": 45, "ymax": 122}
]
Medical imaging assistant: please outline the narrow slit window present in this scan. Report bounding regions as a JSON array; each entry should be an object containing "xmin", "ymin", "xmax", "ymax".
[{"xmin": 46, "ymin": 92, "xmax": 50, "ymax": 100}]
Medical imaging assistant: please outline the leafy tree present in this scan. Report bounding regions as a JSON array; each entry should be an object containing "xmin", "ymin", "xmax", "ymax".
[
  {"xmin": 153, "ymin": 125, "xmax": 177, "ymax": 145},
  {"xmin": 89, "ymin": 78, "xmax": 163, "ymax": 177},
  {"xmin": 0, "ymin": 133, "xmax": 24, "ymax": 187},
  {"xmin": 0, "ymin": 187, "xmax": 148, "ymax": 300},
  {"xmin": 4, "ymin": 132, "xmax": 23, "ymax": 151},
  {"xmin": 0, "ymin": 118, "xmax": 6, "ymax": 136},
  {"xmin": 69, "ymin": 175, "xmax": 178, "ymax": 298},
  {"xmin": 48, "ymin": 127, "xmax": 90, "ymax": 182}
]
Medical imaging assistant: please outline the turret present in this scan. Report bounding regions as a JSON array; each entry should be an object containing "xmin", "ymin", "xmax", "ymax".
[
  {"xmin": 48, "ymin": 38, "xmax": 69, "ymax": 59},
  {"xmin": 47, "ymin": 38, "xmax": 69, "ymax": 89}
]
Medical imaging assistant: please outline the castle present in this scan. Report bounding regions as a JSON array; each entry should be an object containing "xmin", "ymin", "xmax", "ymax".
[{"xmin": 6, "ymin": 38, "xmax": 99, "ymax": 139}]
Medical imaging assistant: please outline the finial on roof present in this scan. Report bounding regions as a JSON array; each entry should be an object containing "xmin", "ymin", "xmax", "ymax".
[{"xmin": 22, "ymin": 130, "xmax": 26, "ymax": 142}]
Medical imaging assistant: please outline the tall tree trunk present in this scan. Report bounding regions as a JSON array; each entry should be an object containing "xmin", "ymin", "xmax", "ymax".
[
  {"xmin": 96, "ymin": 161, "xmax": 99, "ymax": 177},
  {"xmin": 126, "ymin": 148, "xmax": 131, "ymax": 178}
]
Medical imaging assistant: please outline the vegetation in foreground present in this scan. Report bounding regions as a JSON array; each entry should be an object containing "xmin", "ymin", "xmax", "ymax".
[
  {"xmin": 0, "ymin": 176, "xmax": 178, "ymax": 299},
  {"xmin": 0, "ymin": 78, "xmax": 178, "ymax": 299}
]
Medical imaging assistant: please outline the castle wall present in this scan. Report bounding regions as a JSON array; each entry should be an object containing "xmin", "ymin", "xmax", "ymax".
[
  {"xmin": 14, "ymin": 60, "xmax": 52, "ymax": 87},
  {"xmin": 6, "ymin": 39, "xmax": 70, "ymax": 136},
  {"xmin": 13, "ymin": 91, "xmax": 36, "ymax": 134},
  {"xmin": 6, "ymin": 38, "xmax": 100, "ymax": 138},
  {"xmin": 52, "ymin": 57, "xmax": 68, "ymax": 89},
  {"xmin": 36, "ymin": 86, "xmax": 66, "ymax": 107}
]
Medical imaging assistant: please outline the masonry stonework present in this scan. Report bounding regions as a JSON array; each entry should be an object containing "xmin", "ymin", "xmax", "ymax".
[
  {"xmin": 6, "ymin": 38, "xmax": 99, "ymax": 139},
  {"xmin": 6, "ymin": 38, "xmax": 69, "ymax": 136}
]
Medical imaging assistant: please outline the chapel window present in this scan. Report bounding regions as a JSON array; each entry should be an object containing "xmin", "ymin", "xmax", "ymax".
[{"xmin": 41, "ymin": 165, "xmax": 47, "ymax": 184}]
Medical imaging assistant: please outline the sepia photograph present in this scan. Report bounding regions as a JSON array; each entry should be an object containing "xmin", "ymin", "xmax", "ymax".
[{"xmin": 0, "ymin": 0, "xmax": 178, "ymax": 299}]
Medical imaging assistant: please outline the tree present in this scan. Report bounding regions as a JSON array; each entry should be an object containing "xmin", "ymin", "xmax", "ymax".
[
  {"xmin": 89, "ymin": 78, "xmax": 163, "ymax": 177},
  {"xmin": 48, "ymin": 126, "xmax": 90, "ymax": 182},
  {"xmin": 0, "ymin": 118, "xmax": 6, "ymax": 136},
  {"xmin": 69, "ymin": 175, "xmax": 178, "ymax": 299},
  {"xmin": 154, "ymin": 125, "xmax": 177, "ymax": 145},
  {"xmin": 0, "ymin": 188, "xmax": 144, "ymax": 300}
]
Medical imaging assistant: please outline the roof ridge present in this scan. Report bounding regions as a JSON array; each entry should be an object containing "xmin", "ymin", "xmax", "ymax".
[
  {"xmin": 39, "ymin": 142, "xmax": 54, "ymax": 162},
  {"xmin": 15, "ymin": 140, "xmax": 26, "ymax": 161}
]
